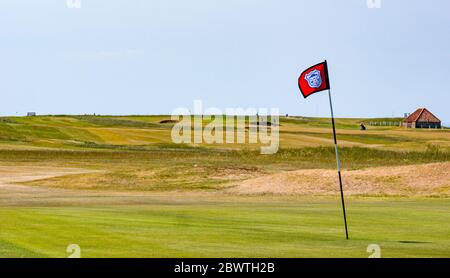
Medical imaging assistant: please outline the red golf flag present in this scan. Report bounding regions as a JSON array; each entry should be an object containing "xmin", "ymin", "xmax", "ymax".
[{"xmin": 298, "ymin": 61, "xmax": 330, "ymax": 98}]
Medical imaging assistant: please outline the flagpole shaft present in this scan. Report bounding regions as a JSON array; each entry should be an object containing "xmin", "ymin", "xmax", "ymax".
[{"xmin": 327, "ymin": 89, "xmax": 349, "ymax": 240}]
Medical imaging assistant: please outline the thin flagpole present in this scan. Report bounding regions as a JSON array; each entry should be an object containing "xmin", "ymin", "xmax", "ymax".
[{"xmin": 327, "ymin": 88, "xmax": 349, "ymax": 240}]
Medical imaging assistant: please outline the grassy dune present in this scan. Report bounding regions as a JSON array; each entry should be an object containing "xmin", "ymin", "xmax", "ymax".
[
  {"xmin": 0, "ymin": 114, "xmax": 446, "ymax": 192},
  {"xmin": 1, "ymin": 115, "xmax": 449, "ymax": 151},
  {"xmin": 0, "ymin": 146, "xmax": 446, "ymax": 192}
]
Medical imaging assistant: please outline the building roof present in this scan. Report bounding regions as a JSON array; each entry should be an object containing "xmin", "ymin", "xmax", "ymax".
[{"xmin": 404, "ymin": 108, "xmax": 441, "ymax": 123}]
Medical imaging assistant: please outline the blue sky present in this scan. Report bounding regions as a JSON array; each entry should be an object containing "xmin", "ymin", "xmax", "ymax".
[{"xmin": 1, "ymin": 0, "xmax": 449, "ymax": 124}]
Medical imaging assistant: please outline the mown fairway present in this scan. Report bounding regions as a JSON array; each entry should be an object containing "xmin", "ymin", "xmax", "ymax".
[
  {"xmin": 0, "ymin": 115, "xmax": 449, "ymax": 257},
  {"xmin": 1, "ymin": 195, "xmax": 449, "ymax": 258}
]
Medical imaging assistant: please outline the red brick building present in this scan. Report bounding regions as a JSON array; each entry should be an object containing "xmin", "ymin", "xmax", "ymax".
[{"xmin": 403, "ymin": 108, "xmax": 441, "ymax": 128}]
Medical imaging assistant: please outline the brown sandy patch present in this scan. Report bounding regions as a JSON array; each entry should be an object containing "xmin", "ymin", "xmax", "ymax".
[
  {"xmin": 0, "ymin": 166, "xmax": 98, "ymax": 192},
  {"xmin": 211, "ymin": 167, "xmax": 263, "ymax": 180},
  {"xmin": 226, "ymin": 162, "xmax": 450, "ymax": 197}
]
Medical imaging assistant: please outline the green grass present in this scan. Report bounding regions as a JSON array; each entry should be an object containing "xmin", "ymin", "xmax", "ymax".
[{"xmin": 0, "ymin": 196, "xmax": 449, "ymax": 257}]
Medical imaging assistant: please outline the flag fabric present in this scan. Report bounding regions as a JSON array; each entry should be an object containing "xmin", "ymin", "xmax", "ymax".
[{"xmin": 298, "ymin": 61, "xmax": 330, "ymax": 98}]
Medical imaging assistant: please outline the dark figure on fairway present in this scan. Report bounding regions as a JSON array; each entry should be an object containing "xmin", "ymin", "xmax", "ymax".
[{"xmin": 360, "ymin": 123, "xmax": 366, "ymax": 130}]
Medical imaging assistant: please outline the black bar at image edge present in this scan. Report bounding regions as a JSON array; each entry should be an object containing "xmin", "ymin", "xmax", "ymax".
[{"xmin": 0, "ymin": 258, "xmax": 448, "ymax": 276}]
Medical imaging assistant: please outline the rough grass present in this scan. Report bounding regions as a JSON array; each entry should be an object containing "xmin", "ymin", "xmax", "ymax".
[
  {"xmin": 71, "ymin": 115, "xmax": 169, "ymax": 129},
  {"xmin": 5, "ymin": 146, "xmax": 447, "ymax": 192},
  {"xmin": 1, "ymin": 115, "xmax": 449, "ymax": 152},
  {"xmin": 0, "ymin": 115, "xmax": 447, "ymax": 193},
  {"xmin": 281, "ymin": 130, "xmax": 414, "ymax": 145}
]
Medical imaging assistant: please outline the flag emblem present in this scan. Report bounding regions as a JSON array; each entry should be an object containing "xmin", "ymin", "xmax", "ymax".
[
  {"xmin": 298, "ymin": 61, "xmax": 330, "ymax": 98},
  {"xmin": 305, "ymin": 69, "xmax": 322, "ymax": 88}
]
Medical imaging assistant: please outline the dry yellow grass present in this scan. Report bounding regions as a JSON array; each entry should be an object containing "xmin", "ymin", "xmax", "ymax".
[{"xmin": 85, "ymin": 127, "xmax": 170, "ymax": 145}]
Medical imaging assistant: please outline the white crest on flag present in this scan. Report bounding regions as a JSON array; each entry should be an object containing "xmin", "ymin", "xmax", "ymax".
[{"xmin": 305, "ymin": 69, "xmax": 322, "ymax": 88}]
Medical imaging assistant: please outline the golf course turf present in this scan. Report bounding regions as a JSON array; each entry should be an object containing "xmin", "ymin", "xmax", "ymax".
[{"xmin": 1, "ymin": 196, "xmax": 449, "ymax": 257}]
